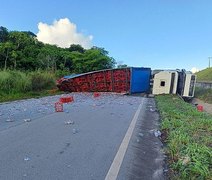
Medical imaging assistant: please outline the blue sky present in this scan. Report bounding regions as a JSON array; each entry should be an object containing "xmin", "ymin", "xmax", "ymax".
[{"xmin": 1, "ymin": 0, "xmax": 212, "ymax": 71}]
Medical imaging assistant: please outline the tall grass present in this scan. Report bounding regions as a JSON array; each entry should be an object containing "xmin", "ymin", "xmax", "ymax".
[
  {"xmin": 0, "ymin": 70, "xmax": 57, "ymax": 101},
  {"xmin": 29, "ymin": 71, "xmax": 56, "ymax": 91},
  {"xmin": 156, "ymin": 95, "xmax": 212, "ymax": 179},
  {"xmin": 0, "ymin": 71, "xmax": 31, "ymax": 93},
  {"xmin": 196, "ymin": 67, "xmax": 212, "ymax": 82}
]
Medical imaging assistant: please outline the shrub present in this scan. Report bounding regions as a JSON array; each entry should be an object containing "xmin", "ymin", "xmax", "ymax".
[
  {"xmin": 29, "ymin": 71, "xmax": 56, "ymax": 91},
  {"xmin": 0, "ymin": 70, "xmax": 56, "ymax": 94}
]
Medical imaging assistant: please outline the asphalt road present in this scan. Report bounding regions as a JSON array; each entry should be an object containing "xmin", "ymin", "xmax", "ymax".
[{"xmin": 0, "ymin": 93, "xmax": 164, "ymax": 180}]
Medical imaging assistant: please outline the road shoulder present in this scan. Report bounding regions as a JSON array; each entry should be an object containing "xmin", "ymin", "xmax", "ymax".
[{"xmin": 117, "ymin": 97, "xmax": 165, "ymax": 180}]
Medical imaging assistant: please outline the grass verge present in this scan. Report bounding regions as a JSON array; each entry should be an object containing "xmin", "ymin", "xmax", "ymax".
[
  {"xmin": 0, "ymin": 89, "xmax": 63, "ymax": 103},
  {"xmin": 155, "ymin": 95, "xmax": 212, "ymax": 179}
]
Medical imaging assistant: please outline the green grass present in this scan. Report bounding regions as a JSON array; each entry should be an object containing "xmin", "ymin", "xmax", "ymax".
[
  {"xmin": 195, "ymin": 87, "xmax": 212, "ymax": 104},
  {"xmin": 156, "ymin": 95, "xmax": 212, "ymax": 180},
  {"xmin": 0, "ymin": 70, "xmax": 62, "ymax": 102},
  {"xmin": 196, "ymin": 67, "xmax": 212, "ymax": 82},
  {"xmin": 0, "ymin": 90, "xmax": 63, "ymax": 103}
]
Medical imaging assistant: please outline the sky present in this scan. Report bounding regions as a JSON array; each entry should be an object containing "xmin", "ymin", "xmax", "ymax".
[{"xmin": 1, "ymin": 0, "xmax": 212, "ymax": 72}]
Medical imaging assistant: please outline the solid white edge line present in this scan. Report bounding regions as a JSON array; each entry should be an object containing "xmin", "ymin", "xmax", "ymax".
[{"xmin": 105, "ymin": 99, "xmax": 144, "ymax": 180}]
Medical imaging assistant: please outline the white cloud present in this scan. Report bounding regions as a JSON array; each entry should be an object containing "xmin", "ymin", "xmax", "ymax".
[
  {"xmin": 36, "ymin": 18, "xmax": 93, "ymax": 49},
  {"xmin": 191, "ymin": 67, "xmax": 199, "ymax": 73}
]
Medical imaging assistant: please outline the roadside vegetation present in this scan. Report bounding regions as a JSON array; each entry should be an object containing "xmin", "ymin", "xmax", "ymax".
[
  {"xmin": 194, "ymin": 67, "xmax": 212, "ymax": 104},
  {"xmin": 195, "ymin": 87, "xmax": 212, "ymax": 104},
  {"xmin": 196, "ymin": 67, "xmax": 212, "ymax": 82},
  {"xmin": 0, "ymin": 70, "xmax": 61, "ymax": 102},
  {"xmin": 156, "ymin": 95, "xmax": 212, "ymax": 179}
]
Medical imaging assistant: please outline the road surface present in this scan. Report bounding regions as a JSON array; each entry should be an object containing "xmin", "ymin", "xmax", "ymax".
[{"xmin": 0, "ymin": 93, "xmax": 164, "ymax": 180}]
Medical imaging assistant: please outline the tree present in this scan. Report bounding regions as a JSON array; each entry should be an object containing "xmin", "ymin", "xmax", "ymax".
[
  {"xmin": 71, "ymin": 47, "xmax": 115, "ymax": 73},
  {"xmin": 68, "ymin": 44, "xmax": 85, "ymax": 53},
  {"xmin": 0, "ymin": 26, "xmax": 9, "ymax": 43},
  {"xmin": 22, "ymin": 31, "xmax": 37, "ymax": 38},
  {"xmin": 0, "ymin": 42, "xmax": 15, "ymax": 70},
  {"xmin": 59, "ymin": 50, "xmax": 73, "ymax": 71},
  {"xmin": 91, "ymin": 46, "xmax": 109, "ymax": 56},
  {"xmin": 37, "ymin": 45, "xmax": 60, "ymax": 72},
  {"xmin": 5, "ymin": 31, "xmax": 39, "ymax": 70},
  {"xmin": 70, "ymin": 51, "xmax": 84, "ymax": 73},
  {"xmin": 9, "ymin": 31, "xmax": 35, "ymax": 50},
  {"xmin": 117, "ymin": 64, "xmax": 128, "ymax": 68},
  {"xmin": 0, "ymin": 27, "xmax": 117, "ymax": 72}
]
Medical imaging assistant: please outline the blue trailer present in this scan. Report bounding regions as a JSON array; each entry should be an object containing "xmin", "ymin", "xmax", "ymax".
[{"xmin": 130, "ymin": 67, "xmax": 151, "ymax": 93}]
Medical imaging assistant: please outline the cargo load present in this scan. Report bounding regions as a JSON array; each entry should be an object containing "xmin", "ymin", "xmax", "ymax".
[{"xmin": 57, "ymin": 67, "xmax": 151, "ymax": 94}]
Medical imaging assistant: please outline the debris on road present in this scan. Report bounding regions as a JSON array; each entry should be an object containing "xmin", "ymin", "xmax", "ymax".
[
  {"xmin": 65, "ymin": 110, "xmax": 69, "ymax": 113},
  {"xmin": 150, "ymin": 108, "xmax": 155, "ymax": 112},
  {"xmin": 154, "ymin": 130, "xmax": 162, "ymax": 138},
  {"xmin": 24, "ymin": 157, "xmax": 30, "ymax": 161},
  {"xmin": 65, "ymin": 120, "xmax": 74, "ymax": 125},
  {"xmin": 0, "ymin": 93, "xmax": 142, "ymax": 133},
  {"xmin": 93, "ymin": 92, "xmax": 101, "ymax": 98},
  {"xmin": 60, "ymin": 96, "xmax": 74, "ymax": 103},
  {"xmin": 138, "ymin": 132, "xmax": 144, "ymax": 137},
  {"xmin": 72, "ymin": 128, "xmax": 78, "ymax": 134},
  {"xmin": 24, "ymin": 118, "xmax": 31, "ymax": 122},
  {"xmin": 5, "ymin": 119, "xmax": 14, "ymax": 122}
]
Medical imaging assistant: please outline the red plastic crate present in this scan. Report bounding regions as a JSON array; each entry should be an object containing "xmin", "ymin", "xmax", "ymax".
[
  {"xmin": 60, "ymin": 96, "xmax": 74, "ymax": 103},
  {"xmin": 93, "ymin": 92, "xmax": 101, "ymax": 97},
  {"xmin": 197, "ymin": 105, "xmax": 203, "ymax": 112},
  {"xmin": 55, "ymin": 102, "xmax": 63, "ymax": 112}
]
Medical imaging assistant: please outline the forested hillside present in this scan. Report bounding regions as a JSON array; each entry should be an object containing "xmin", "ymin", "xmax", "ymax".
[{"xmin": 0, "ymin": 26, "xmax": 116, "ymax": 74}]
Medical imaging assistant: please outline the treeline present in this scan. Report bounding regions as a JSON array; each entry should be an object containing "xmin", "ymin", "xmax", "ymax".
[{"xmin": 0, "ymin": 26, "xmax": 116, "ymax": 74}]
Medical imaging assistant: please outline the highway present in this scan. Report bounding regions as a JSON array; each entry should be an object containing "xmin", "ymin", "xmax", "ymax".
[{"xmin": 0, "ymin": 93, "xmax": 164, "ymax": 180}]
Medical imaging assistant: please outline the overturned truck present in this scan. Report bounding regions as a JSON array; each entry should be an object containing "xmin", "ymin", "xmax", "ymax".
[
  {"xmin": 152, "ymin": 69, "xmax": 196, "ymax": 99},
  {"xmin": 57, "ymin": 67, "xmax": 196, "ymax": 98}
]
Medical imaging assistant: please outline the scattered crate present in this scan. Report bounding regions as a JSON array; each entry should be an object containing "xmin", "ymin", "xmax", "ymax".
[
  {"xmin": 60, "ymin": 96, "xmax": 74, "ymax": 103},
  {"xmin": 93, "ymin": 92, "xmax": 101, "ymax": 98},
  {"xmin": 55, "ymin": 102, "xmax": 63, "ymax": 112},
  {"xmin": 197, "ymin": 105, "xmax": 203, "ymax": 112}
]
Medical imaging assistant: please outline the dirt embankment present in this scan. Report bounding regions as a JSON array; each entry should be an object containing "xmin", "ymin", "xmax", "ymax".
[{"xmin": 192, "ymin": 98, "xmax": 212, "ymax": 114}]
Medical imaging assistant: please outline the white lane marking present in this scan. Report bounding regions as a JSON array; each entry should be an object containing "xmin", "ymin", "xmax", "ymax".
[{"xmin": 105, "ymin": 99, "xmax": 144, "ymax": 180}]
